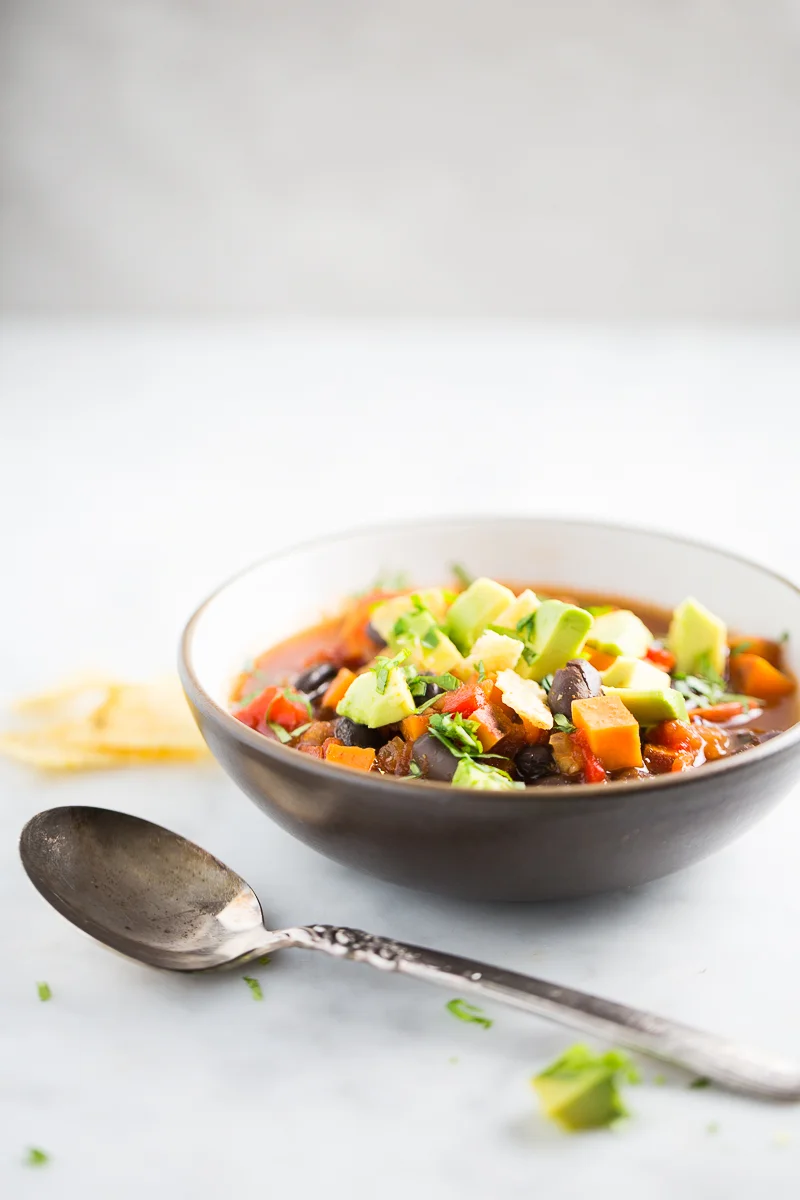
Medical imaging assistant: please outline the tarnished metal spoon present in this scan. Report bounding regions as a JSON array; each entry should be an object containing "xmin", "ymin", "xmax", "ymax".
[{"xmin": 20, "ymin": 805, "xmax": 800, "ymax": 1101}]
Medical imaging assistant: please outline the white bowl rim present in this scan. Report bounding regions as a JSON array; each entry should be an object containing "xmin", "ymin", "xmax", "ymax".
[{"xmin": 179, "ymin": 514, "xmax": 800, "ymax": 802}]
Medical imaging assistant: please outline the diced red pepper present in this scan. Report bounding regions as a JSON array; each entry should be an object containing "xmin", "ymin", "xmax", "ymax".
[
  {"xmin": 440, "ymin": 679, "xmax": 490, "ymax": 716},
  {"xmin": 645, "ymin": 645, "xmax": 676, "ymax": 672},
  {"xmin": 572, "ymin": 729, "xmax": 607, "ymax": 784},
  {"xmin": 235, "ymin": 685, "xmax": 309, "ymax": 732},
  {"xmin": 689, "ymin": 702, "xmax": 747, "ymax": 723},
  {"xmin": 648, "ymin": 719, "xmax": 704, "ymax": 755}
]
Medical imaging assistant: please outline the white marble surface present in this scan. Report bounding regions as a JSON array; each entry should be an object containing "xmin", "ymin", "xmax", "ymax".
[{"xmin": 2, "ymin": 323, "xmax": 800, "ymax": 1197}]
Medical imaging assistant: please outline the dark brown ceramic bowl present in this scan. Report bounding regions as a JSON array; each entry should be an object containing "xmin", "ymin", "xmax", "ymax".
[{"xmin": 178, "ymin": 517, "xmax": 800, "ymax": 900}]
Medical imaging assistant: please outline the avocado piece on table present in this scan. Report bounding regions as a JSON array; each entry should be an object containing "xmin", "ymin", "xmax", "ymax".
[
  {"xmin": 445, "ymin": 577, "xmax": 516, "ymax": 653},
  {"xmin": 532, "ymin": 1045, "xmax": 635, "ymax": 1131},
  {"xmin": 603, "ymin": 686, "xmax": 688, "ymax": 724},
  {"xmin": 451, "ymin": 757, "xmax": 522, "ymax": 790},
  {"xmin": 369, "ymin": 589, "xmax": 449, "ymax": 644},
  {"xmin": 587, "ymin": 609, "xmax": 653, "ymax": 658},
  {"xmin": 336, "ymin": 667, "xmax": 416, "ymax": 728},
  {"xmin": 601, "ymin": 656, "xmax": 671, "ymax": 691},
  {"xmin": 517, "ymin": 599, "xmax": 592, "ymax": 682},
  {"xmin": 668, "ymin": 596, "xmax": 727, "ymax": 676}
]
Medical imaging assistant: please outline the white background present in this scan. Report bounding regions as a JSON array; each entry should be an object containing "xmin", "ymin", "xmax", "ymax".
[
  {"xmin": 2, "ymin": 1, "xmax": 800, "ymax": 320},
  {"xmin": 1, "ymin": 324, "xmax": 800, "ymax": 1197}
]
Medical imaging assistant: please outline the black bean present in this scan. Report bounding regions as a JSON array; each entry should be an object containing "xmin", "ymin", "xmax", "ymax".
[
  {"xmin": 294, "ymin": 662, "xmax": 339, "ymax": 702},
  {"xmin": 411, "ymin": 733, "xmax": 459, "ymax": 782},
  {"xmin": 414, "ymin": 675, "xmax": 443, "ymax": 707},
  {"xmin": 727, "ymin": 729, "xmax": 760, "ymax": 755},
  {"xmin": 548, "ymin": 659, "xmax": 602, "ymax": 719},
  {"xmin": 334, "ymin": 716, "xmax": 383, "ymax": 750},
  {"xmin": 515, "ymin": 743, "xmax": 555, "ymax": 784},
  {"xmin": 365, "ymin": 622, "xmax": 387, "ymax": 648}
]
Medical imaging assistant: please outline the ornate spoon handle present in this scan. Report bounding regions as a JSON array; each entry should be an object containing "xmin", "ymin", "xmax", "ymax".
[{"xmin": 286, "ymin": 925, "xmax": 800, "ymax": 1101}]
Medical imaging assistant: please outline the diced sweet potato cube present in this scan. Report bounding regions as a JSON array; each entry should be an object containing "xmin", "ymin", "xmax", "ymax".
[
  {"xmin": 571, "ymin": 694, "xmax": 643, "ymax": 771},
  {"xmin": 586, "ymin": 648, "xmax": 617, "ymax": 672},
  {"xmin": 399, "ymin": 714, "xmax": 430, "ymax": 743},
  {"xmin": 729, "ymin": 636, "xmax": 782, "ymax": 667},
  {"xmin": 324, "ymin": 743, "xmax": 376, "ymax": 771},
  {"xmin": 729, "ymin": 654, "xmax": 794, "ymax": 702},
  {"xmin": 321, "ymin": 668, "xmax": 356, "ymax": 710}
]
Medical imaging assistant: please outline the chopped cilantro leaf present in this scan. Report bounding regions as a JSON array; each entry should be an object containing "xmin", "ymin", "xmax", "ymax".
[
  {"xmin": 690, "ymin": 1076, "xmax": 711, "ymax": 1089},
  {"xmin": 521, "ymin": 646, "xmax": 538, "ymax": 666},
  {"xmin": 487, "ymin": 624, "xmax": 525, "ymax": 642},
  {"xmin": 408, "ymin": 760, "xmax": 422, "ymax": 777},
  {"xmin": 428, "ymin": 712, "xmax": 484, "ymax": 757},
  {"xmin": 586, "ymin": 605, "xmax": 615, "ymax": 617},
  {"xmin": 539, "ymin": 674, "xmax": 554, "ymax": 694},
  {"xmin": 446, "ymin": 998, "xmax": 493, "ymax": 1029},
  {"xmin": 258, "ymin": 955, "xmax": 271, "ymax": 966},
  {"xmin": 25, "ymin": 1148, "xmax": 48, "ymax": 1167},
  {"xmin": 730, "ymin": 641, "xmax": 752, "ymax": 657},
  {"xmin": 36, "ymin": 981, "xmax": 51, "ymax": 1002},
  {"xmin": 516, "ymin": 612, "xmax": 537, "ymax": 641},
  {"xmin": 373, "ymin": 648, "xmax": 410, "ymax": 695},
  {"xmin": 476, "ymin": 659, "xmax": 486, "ymax": 681},
  {"xmin": 268, "ymin": 722, "xmax": 292, "ymax": 744},
  {"xmin": 779, "ymin": 631, "xmax": 790, "ymax": 643},
  {"xmin": 243, "ymin": 976, "xmax": 264, "ymax": 1000},
  {"xmin": 553, "ymin": 713, "xmax": 576, "ymax": 734},
  {"xmin": 290, "ymin": 722, "xmax": 312, "ymax": 739},
  {"xmin": 421, "ymin": 626, "xmax": 440, "ymax": 650},
  {"xmin": 451, "ymin": 563, "xmax": 473, "ymax": 589}
]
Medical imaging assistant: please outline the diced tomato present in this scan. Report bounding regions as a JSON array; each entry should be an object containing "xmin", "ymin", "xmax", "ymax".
[
  {"xmin": 648, "ymin": 719, "xmax": 704, "ymax": 755},
  {"xmin": 440, "ymin": 679, "xmax": 490, "ymax": 716},
  {"xmin": 692, "ymin": 721, "xmax": 730, "ymax": 761},
  {"xmin": 234, "ymin": 685, "xmax": 309, "ymax": 732},
  {"xmin": 572, "ymin": 729, "xmax": 607, "ymax": 784},
  {"xmin": 645, "ymin": 645, "xmax": 676, "ymax": 672},
  {"xmin": 643, "ymin": 743, "xmax": 693, "ymax": 774}
]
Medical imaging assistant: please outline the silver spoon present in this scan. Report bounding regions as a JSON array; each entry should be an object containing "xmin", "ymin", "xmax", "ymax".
[{"xmin": 19, "ymin": 805, "xmax": 800, "ymax": 1101}]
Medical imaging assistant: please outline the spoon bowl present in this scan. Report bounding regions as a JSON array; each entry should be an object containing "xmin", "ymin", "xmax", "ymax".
[
  {"xmin": 20, "ymin": 805, "xmax": 800, "ymax": 1100},
  {"xmin": 20, "ymin": 806, "xmax": 272, "ymax": 969}
]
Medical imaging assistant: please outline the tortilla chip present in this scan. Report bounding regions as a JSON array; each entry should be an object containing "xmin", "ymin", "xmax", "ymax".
[
  {"xmin": 1, "ymin": 675, "xmax": 210, "ymax": 771},
  {"xmin": 0, "ymin": 727, "xmax": 123, "ymax": 771},
  {"xmin": 84, "ymin": 678, "xmax": 207, "ymax": 757}
]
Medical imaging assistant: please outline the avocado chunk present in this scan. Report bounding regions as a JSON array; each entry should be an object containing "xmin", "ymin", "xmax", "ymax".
[
  {"xmin": 369, "ymin": 589, "xmax": 449, "ymax": 643},
  {"xmin": 451, "ymin": 757, "xmax": 522, "ymax": 790},
  {"xmin": 532, "ymin": 1045, "xmax": 637, "ymax": 1131},
  {"xmin": 603, "ymin": 686, "xmax": 688, "ymax": 724},
  {"xmin": 668, "ymin": 596, "xmax": 727, "ymax": 676},
  {"xmin": 445, "ymin": 577, "xmax": 516, "ymax": 653},
  {"xmin": 336, "ymin": 666, "xmax": 416, "ymax": 728},
  {"xmin": 518, "ymin": 599, "xmax": 593, "ymax": 682},
  {"xmin": 587, "ymin": 609, "xmax": 653, "ymax": 658},
  {"xmin": 601, "ymin": 656, "xmax": 671, "ymax": 691},
  {"xmin": 389, "ymin": 608, "xmax": 464, "ymax": 675},
  {"xmin": 494, "ymin": 588, "xmax": 540, "ymax": 632},
  {"xmin": 462, "ymin": 630, "xmax": 523, "ymax": 675}
]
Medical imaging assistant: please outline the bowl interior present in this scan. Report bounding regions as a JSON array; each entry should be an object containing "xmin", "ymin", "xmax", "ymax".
[{"xmin": 187, "ymin": 519, "xmax": 800, "ymax": 717}]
